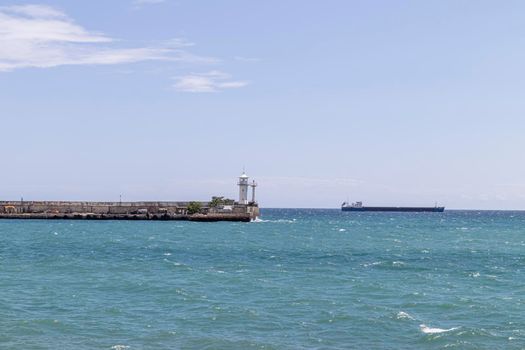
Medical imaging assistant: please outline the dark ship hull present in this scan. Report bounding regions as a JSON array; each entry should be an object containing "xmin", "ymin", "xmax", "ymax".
[{"xmin": 342, "ymin": 206, "xmax": 445, "ymax": 212}]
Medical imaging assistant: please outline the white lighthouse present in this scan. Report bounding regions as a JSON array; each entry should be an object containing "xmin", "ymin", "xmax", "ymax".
[{"xmin": 238, "ymin": 172, "xmax": 249, "ymax": 205}]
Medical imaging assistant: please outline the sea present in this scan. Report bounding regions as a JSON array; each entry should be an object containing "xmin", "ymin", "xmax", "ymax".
[{"xmin": 1, "ymin": 209, "xmax": 524, "ymax": 349}]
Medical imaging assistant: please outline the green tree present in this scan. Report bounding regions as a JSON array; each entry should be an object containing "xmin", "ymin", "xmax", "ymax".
[
  {"xmin": 223, "ymin": 198, "xmax": 235, "ymax": 205},
  {"xmin": 209, "ymin": 196, "xmax": 224, "ymax": 208},
  {"xmin": 209, "ymin": 196, "xmax": 235, "ymax": 207},
  {"xmin": 187, "ymin": 201, "xmax": 202, "ymax": 215}
]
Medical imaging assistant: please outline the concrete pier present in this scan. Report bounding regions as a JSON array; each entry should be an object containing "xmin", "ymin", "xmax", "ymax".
[{"xmin": 0, "ymin": 201, "xmax": 260, "ymax": 222}]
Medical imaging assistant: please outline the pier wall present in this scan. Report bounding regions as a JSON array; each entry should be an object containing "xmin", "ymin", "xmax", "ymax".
[{"xmin": 0, "ymin": 201, "xmax": 259, "ymax": 222}]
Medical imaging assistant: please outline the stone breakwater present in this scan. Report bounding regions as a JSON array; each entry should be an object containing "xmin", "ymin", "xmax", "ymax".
[{"xmin": 0, "ymin": 201, "xmax": 260, "ymax": 222}]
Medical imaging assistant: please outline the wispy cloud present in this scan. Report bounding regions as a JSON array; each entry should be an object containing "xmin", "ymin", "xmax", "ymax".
[
  {"xmin": 132, "ymin": 0, "xmax": 166, "ymax": 9},
  {"xmin": 3, "ymin": 4, "xmax": 67, "ymax": 18},
  {"xmin": 134, "ymin": 0, "xmax": 166, "ymax": 4},
  {"xmin": 0, "ymin": 4, "xmax": 208, "ymax": 71},
  {"xmin": 173, "ymin": 71, "xmax": 248, "ymax": 93},
  {"xmin": 258, "ymin": 176, "xmax": 362, "ymax": 189},
  {"xmin": 234, "ymin": 56, "xmax": 261, "ymax": 63}
]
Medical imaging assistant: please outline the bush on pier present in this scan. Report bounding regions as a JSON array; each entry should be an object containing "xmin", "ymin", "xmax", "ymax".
[{"xmin": 187, "ymin": 201, "xmax": 202, "ymax": 215}]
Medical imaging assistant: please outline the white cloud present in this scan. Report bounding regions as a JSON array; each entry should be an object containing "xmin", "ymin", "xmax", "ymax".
[
  {"xmin": 0, "ymin": 4, "xmax": 207, "ymax": 72},
  {"xmin": 173, "ymin": 71, "xmax": 248, "ymax": 92}
]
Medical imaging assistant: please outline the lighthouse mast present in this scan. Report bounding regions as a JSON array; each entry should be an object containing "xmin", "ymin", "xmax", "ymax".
[{"xmin": 250, "ymin": 180, "xmax": 257, "ymax": 204}]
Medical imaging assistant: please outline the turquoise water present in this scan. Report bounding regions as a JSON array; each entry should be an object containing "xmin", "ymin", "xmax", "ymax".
[{"xmin": 1, "ymin": 209, "xmax": 524, "ymax": 349}]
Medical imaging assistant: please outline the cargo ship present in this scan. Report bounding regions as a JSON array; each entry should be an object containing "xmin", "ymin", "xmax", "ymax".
[{"xmin": 341, "ymin": 201, "xmax": 445, "ymax": 212}]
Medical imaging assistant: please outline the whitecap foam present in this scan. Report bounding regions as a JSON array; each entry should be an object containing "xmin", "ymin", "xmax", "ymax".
[
  {"xmin": 420, "ymin": 324, "xmax": 459, "ymax": 334},
  {"xmin": 111, "ymin": 346, "xmax": 130, "ymax": 350},
  {"xmin": 251, "ymin": 218, "xmax": 296, "ymax": 223},
  {"xmin": 338, "ymin": 228, "xmax": 346, "ymax": 232},
  {"xmin": 396, "ymin": 311, "xmax": 415, "ymax": 320}
]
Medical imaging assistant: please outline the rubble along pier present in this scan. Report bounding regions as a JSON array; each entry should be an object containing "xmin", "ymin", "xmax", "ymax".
[{"xmin": 0, "ymin": 200, "xmax": 260, "ymax": 222}]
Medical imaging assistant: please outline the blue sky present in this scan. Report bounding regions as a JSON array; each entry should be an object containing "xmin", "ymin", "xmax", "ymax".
[{"xmin": 1, "ymin": 0, "xmax": 525, "ymax": 209}]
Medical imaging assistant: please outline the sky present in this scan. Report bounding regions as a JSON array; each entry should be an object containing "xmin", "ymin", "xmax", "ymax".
[{"xmin": 1, "ymin": 0, "xmax": 525, "ymax": 209}]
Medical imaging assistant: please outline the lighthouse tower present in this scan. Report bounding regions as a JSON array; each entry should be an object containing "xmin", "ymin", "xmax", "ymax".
[
  {"xmin": 250, "ymin": 180, "xmax": 257, "ymax": 204},
  {"xmin": 238, "ymin": 172, "xmax": 249, "ymax": 205}
]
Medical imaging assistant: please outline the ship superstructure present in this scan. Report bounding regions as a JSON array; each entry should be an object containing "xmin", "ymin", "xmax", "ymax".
[{"xmin": 342, "ymin": 201, "xmax": 445, "ymax": 212}]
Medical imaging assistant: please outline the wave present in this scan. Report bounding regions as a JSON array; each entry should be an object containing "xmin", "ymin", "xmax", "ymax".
[
  {"xmin": 396, "ymin": 311, "xmax": 415, "ymax": 320},
  {"xmin": 362, "ymin": 261, "xmax": 407, "ymax": 268},
  {"xmin": 251, "ymin": 218, "xmax": 296, "ymax": 223},
  {"xmin": 420, "ymin": 324, "xmax": 459, "ymax": 334}
]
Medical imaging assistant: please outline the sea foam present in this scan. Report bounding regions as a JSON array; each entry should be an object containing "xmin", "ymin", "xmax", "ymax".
[
  {"xmin": 251, "ymin": 218, "xmax": 296, "ymax": 223},
  {"xmin": 420, "ymin": 324, "xmax": 459, "ymax": 334},
  {"xmin": 396, "ymin": 311, "xmax": 414, "ymax": 320}
]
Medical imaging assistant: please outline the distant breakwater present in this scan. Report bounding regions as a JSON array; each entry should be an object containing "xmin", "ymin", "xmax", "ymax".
[{"xmin": 0, "ymin": 201, "xmax": 259, "ymax": 222}]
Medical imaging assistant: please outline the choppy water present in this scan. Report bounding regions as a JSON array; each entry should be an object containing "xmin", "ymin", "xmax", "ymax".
[{"xmin": 1, "ymin": 209, "xmax": 525, "ymax": 349}]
